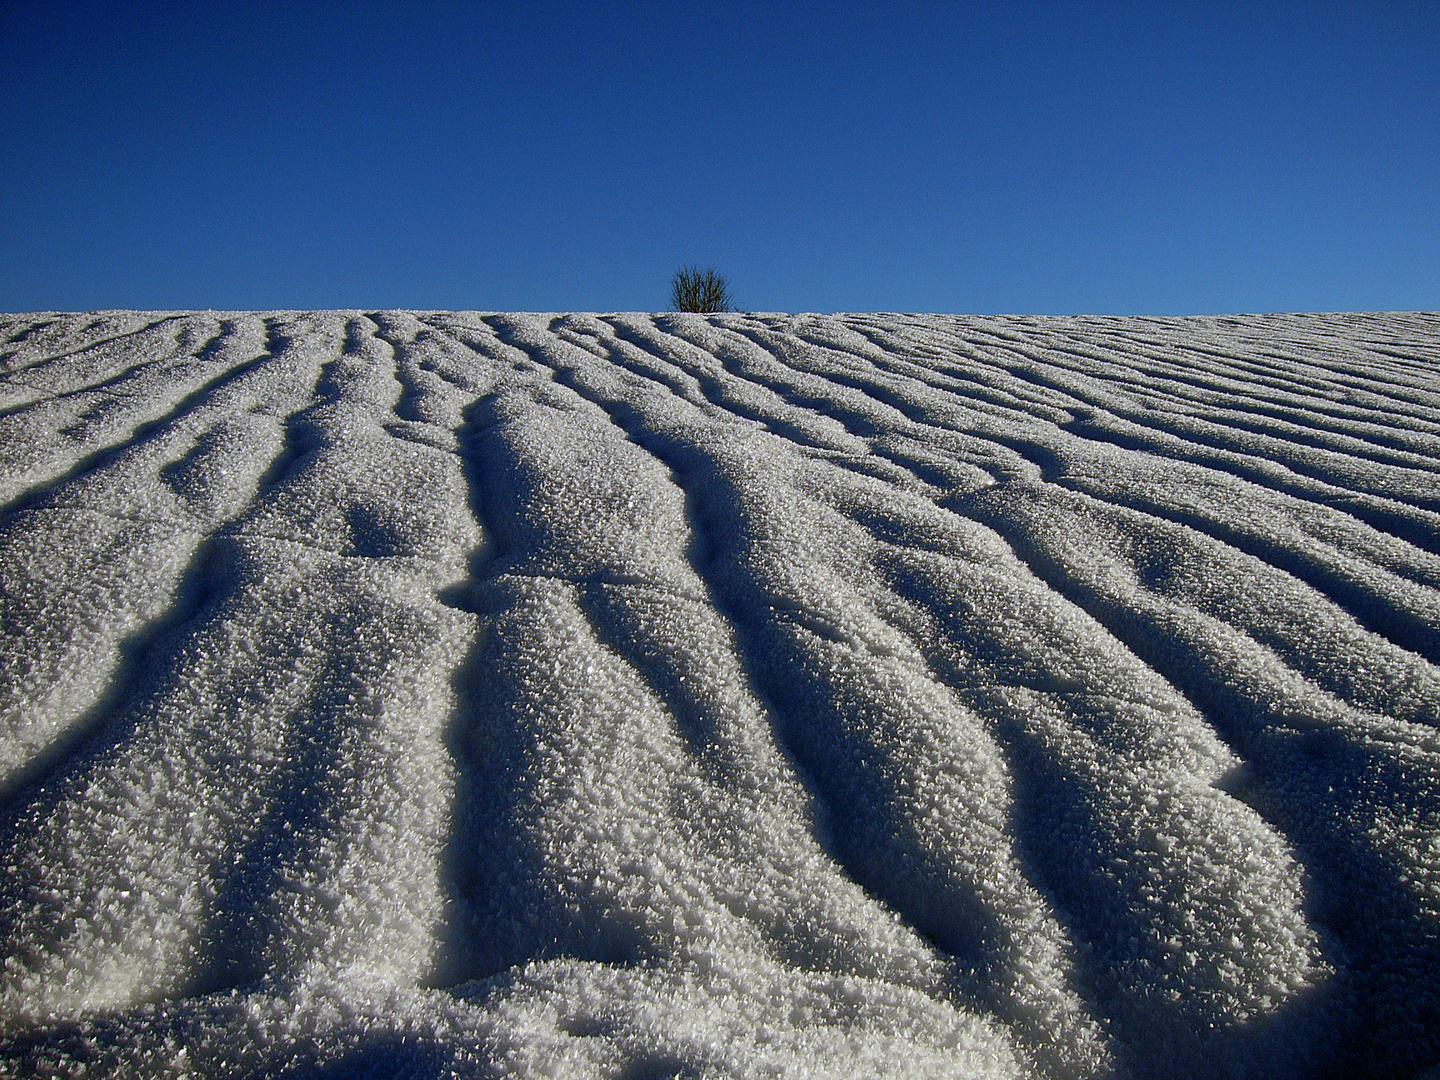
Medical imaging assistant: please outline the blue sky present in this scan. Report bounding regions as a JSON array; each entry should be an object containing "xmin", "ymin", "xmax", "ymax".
[{"xmin": 3, "ymin": 1, "xmax": 1437, "ymax": 314}]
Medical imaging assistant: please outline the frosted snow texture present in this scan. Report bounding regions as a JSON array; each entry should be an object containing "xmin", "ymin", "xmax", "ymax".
[{"xmin": 1, "ymin": 310, "xmax": 1438, "ymax": 1078}]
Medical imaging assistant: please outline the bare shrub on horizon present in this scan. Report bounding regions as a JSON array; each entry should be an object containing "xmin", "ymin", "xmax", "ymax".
[{"xmin": 671, "ymin": 266, "xmax": 733, "ymax": 313}]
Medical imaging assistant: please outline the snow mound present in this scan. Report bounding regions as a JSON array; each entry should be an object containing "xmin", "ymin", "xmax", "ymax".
[{"xmin": 1, "ymin": 310, "xmax": 1438, "ymax": 1078}]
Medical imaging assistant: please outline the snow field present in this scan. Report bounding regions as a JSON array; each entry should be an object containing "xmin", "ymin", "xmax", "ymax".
[{"xmin": 1, "ymin": 310, "xmax": 1438, "ymax": 1077}]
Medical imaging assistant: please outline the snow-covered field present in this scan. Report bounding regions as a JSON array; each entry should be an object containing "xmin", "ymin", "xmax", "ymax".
[{"xmin": 1, "ymin": 310, "xmax": 1438, "ymax": 1079}]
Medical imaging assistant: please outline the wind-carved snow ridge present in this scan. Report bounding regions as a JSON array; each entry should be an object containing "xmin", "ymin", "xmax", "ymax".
[{"xmin": 1, "ymin": 312, "xmax": 1438, "ymax": 1079}]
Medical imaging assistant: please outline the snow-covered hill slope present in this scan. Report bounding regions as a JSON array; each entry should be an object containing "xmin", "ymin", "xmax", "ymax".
[{"xmin": 1, "ymin": 310, "xmax": 1438, "ymax": 1079}]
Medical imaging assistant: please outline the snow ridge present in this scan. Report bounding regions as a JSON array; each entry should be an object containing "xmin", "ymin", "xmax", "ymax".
[{"xmin": 1, "ymin": 311, "xmax": 1438, "ymax": 1079}]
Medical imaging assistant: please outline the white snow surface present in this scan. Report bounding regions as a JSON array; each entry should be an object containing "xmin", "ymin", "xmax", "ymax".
[{"xmin": 0, "ymin": 310, "xmax": 1438, "ymax": 1078}]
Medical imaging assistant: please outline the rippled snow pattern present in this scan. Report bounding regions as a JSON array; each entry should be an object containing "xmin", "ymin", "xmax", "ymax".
[{"xmin": 1, "ymin": 310, "xmax": 1439, "ymax": 1079}]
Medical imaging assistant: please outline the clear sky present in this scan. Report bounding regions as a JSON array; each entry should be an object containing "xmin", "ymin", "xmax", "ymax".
[{"xmin": 3, "ymin": 1, "xmax": 1437, "ymax": 315}]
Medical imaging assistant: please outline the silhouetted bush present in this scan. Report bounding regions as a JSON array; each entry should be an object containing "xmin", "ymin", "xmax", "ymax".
[{"xmin": 671, "ymin": 266, "xmax": 732, "ymax": 313}]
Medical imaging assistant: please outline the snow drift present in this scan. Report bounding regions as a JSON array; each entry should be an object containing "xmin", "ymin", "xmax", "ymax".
[{"xmin": 0, "ymin": 309, "xmax": 1438, "ymax": 1079}]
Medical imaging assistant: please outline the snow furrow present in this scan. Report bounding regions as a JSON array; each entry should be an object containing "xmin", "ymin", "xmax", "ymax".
[
  {"xmin": 0, "ymin": 315, "xmax": 334, "ymax": 802},
  {"xmin": 0, "ymin": 316, "xmax": 269, "ymax": 512},
  {"xmin": 962, "ymin": 331, "xmax": 1440, "ymax": 513},
  {"xmin": 427, "ymin": 319, "xmax": 1037, "ymax": 1075},
  {"xmin": 959, "ymin": 480, "xmax": 1440, "ymax": 1074},
  {"xmin": 472, "ymin": 317, "xmax": 1112, "ymax": 1076},
  {"xmin": 0, "ymin": 314, "xmax": 186, "ymax": 380}
]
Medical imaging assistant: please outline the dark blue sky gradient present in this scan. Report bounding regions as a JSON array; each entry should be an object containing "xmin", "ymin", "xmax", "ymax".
[{"xmin": 3, "ymin": 1, "xmax": 1437, "ymax": 313}]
